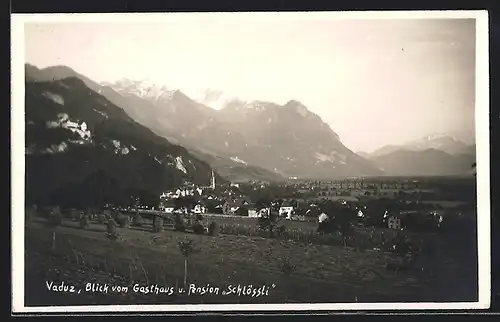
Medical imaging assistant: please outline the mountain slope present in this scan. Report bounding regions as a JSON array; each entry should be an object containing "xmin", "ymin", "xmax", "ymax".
[
  {"xmin": 25, "ymin": 76, "xmax": 219, "ymax": 208},
  {"xmin": 362, "ymin": 133, "xmax": 476, "ymax": 177},
  {"xmin": 101, "ymin": 80, "xmax": 383, "ymax": 179},
  {"xmin": 370, "ymin": 148, "xmax": 476, "ymax": 176},
  {"xmin": 369, "ymin": 133, "xmax": 475, "ymax": 158},
  {"xmin": 26, "ymin": 64, "xmax": 286, "ymax": 182},
  {"xmin": 186, "ymin": 148, "xmax": 286, "ymax": 182}
]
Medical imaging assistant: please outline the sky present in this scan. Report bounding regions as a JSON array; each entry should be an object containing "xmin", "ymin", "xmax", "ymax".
[{"xmin": 24, "ymin": 14, "xmax": 477, "ymax": 153}]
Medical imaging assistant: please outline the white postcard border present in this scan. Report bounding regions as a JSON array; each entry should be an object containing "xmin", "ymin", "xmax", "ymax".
[{"xmin": 11, "ymin": 10, "xmax": 491, "ymax": 313}]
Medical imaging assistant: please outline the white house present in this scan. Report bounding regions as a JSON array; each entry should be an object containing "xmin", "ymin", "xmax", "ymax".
[
  {"xmin": 279, "ymin": 206, "xmax": 294, "ymax": 219},
  {"xmin": 248, "ymin": 209, "xmax": 259, "ymax": 218},
  {"xmin": 192, "ymin": 203, "xmax": 206, "ymax": 214},
  {"xmin": 279, "ymin": 200, "xmax": 296, "ymax": 219},
  {"xmin": 258, "ymin": 207, "xmax": 270, "ymax": 218}
]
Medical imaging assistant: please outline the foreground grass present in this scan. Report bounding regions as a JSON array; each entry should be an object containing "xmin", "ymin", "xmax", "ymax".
[{"xmin": 24, "ymin": 217, "xmax": 477, "ymax": 305}]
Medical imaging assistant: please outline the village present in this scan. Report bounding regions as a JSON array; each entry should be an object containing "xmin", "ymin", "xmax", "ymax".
[{"xmin": 144, "ymin": 171, "xmax": 475, "ymax": 233}]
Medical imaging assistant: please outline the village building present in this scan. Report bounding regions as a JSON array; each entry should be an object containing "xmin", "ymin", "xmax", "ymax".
[
  {"xmin": 279, "ymin": 200, "xmax": 296, "ymax": 219},
  {"xmin": 257, "ymin": 207, "xmax": 270, "ymax": 218},
  {"xmin": 222, "ymin": 198, "xmax": 252, "ymax": 216},
  {"xmin": 161, "ymin": 199, "xmax": 176, "ymax": 214},
  {"xmin": 387, "ymin": 215, "xmax": 402, "ymax": 230},
  {"xmin": 248, "ymin": 207, "xmax": 259, "ymax": 218},
  {"xmin": 192, "ymin": 202, "xmax": 206, "ymax": 215}
]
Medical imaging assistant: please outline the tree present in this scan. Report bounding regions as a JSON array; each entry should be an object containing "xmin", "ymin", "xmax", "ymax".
[
  {"xmin": 79, "ymin": 214, "xmax": 90, "ymax": 230},
  {"xmin": 174, "ymin": 213, "xmax": 187, "ymax": 232},
  {"xmin": 106, "ymin": 218, "xmax": 118, "ymax": 241},
  {"xmin": 46, "ymin": 206, "xmax": 63, "ymax": 250},
  {"xmin": 208, "ymin": 221, "xmax": 219, "ymax": 236},
  {"xmin": 152, "ymin": 215, "xmax": 164, "ymax": 233},
  {"xmin": 178, "ymin": 238, "xmax": 200, "ymax": 289},
  {"xmin": 174, "ymin": 195, "xmax": 198, "ymax": 213},
  {"xmin": 132, "ymin": 212, "xmax": 143, "ymax": 227},
  {"xmin": 257, "ymin": 203, "xmax": 283, "ymax": 238},
  {"xmin": 318, "ymin": 202, "xmax": 356, "ymax": 244},
  {"xmin": 280, "ymin": 255, "xmax": 296, "ymax": 302},
  {"xmin": 255, "ymin": 196, "xmax": 272, "ymax": 211}
]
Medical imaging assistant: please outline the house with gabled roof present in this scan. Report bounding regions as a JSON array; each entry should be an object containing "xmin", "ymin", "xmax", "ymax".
[
  {"xmin": 162, "ymin": 199, "xmax": 176, "ymax": 214},
  {"xmin": 192, "ymin": 201, "xmax": 206, "ymax": 214},
  {"xmin": 222, "ymin": 197, "xmax": 251, "ymax": 216},
  {"xmin": 279, "ymin": 199, "xmax": 297, "ymax": 219}
]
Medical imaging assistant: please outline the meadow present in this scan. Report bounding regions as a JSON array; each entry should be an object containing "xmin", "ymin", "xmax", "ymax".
[{"xmin": 24, "ymin": 208, "xmax": 478, "ymax": 306}]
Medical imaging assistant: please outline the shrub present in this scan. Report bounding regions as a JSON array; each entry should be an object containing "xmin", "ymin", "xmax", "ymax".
[
  {"xmin": 70, "ymin": 209, "xmax": 79, "ymax": 221},
  {"xmin": 132, "ymin": 213, "xmax": 143, "ymax": 227},
  {"xmin": 208, "ymin": 221, "xmax": 219, "ymax": 236},
  {"xmin": 276, "ymin": 224, "xmax": 286, "ymax": 236},
  {"xmin": 192, "ymin": 221, "xmax": 205, "ymax": 235},
  {"xmin": 48, "ymin": 211, "xmax": 63, "ymax": 227},
  {"xmin": 107, "ymin": 218, "xmax": 117, "ymax": 235},
  {"xmin": 79, "ymin": 215, "xmax": 90, "ymax": 229},
  {"xmin": 174, "ymin": 214, "xmax": 186, "ymax": 232},
  {"xmin": 116, "ymin": 214, "xmax": 129, "ymax": 228},
  {"xmin": 152, "ymin": 216, "xmax": 164, "ymax": 233},
  {"xmin": 97, "ymin": 213, "xmax": 107, "ymax": 225},
  {"xmin": 257, "ymin": 210, "xmax": 283, "ymax": 238},
  {"xmin": 280, "ymin": 256, "xmax": 296, "ymax": 276}
]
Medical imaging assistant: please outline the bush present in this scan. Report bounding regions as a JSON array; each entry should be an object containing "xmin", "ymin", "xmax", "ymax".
[
  {"xmin": 257, "ymin": 210, "xmax": 283, "ymax": 238},
  {"xmin": 48, "ymin": 210, "xmax": 63, "ymax": 227},
  {"xmin": 79, "ymin": 215, "xmax": 90, "ymax": 229},
  {"xmin": 97, "ymin": 213, "xmax": 107, "ymax": 225},
  {"xmin": 208, "ymin": 221, "xmax": 219, "ymax": 236},
  {"xmin": 107, "ymin": 218, "xmax": 117, "ymax": 235},
  {"xmin": 152, "ymin": 216, "xmax": 164, "ymax": 233},
  {"xmin": 174, "ymin": 214, "xmax": 186, "ymax": 232},
  {"xmin": 116, "ymin": 214, "xmax": 129, "ymax": 228},
  {"xmin": 192, "ymin": 222, "xmax": 205, "ymax": 235},
  {"xmin": 276, "ymin": 224, "xmax": 286, "ymax": 236},
  {"xmin": 132, "ymin": 213, "xmax": 143, "ymax": 227}
]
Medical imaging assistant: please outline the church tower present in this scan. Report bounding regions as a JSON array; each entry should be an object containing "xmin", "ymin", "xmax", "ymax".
[{"xmin": 210, "ymin": 170, "xmax": 216, "ymax": 190}]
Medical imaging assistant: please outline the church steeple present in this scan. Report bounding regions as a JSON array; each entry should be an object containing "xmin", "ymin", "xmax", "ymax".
[{"xmin": 211, "ymin": 170, "xmax": 216, "ymax": 190}]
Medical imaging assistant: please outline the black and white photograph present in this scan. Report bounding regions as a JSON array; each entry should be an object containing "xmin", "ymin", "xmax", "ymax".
[{"xmin": 11, "ymin": 11, "xmax": 490, "ymax": 313}]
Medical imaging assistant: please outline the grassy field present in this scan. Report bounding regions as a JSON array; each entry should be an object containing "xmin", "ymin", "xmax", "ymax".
[{"xmin": 24, "ymin": 213, "xmax": 478, "ymax": 306}]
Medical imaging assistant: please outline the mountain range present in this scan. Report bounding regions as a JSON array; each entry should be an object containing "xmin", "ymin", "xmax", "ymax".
[
  {"xmin": 24, "ymin": 63, "xmax": 476, "ymax": 186},
  {"xmin": 357, "ymin": 134, "xmax": 476, "ymax": 176}
]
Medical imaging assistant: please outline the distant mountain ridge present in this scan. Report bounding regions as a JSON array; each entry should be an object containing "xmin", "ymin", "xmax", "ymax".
[
  {"xmin": 370, "ymin": 148, "xmax": 476, "ymax": 177},
  {"xmin": 360, "ymin": 133, "xmax": 476, "ymax": 177},
  {"xmin": 367, "ymin": 133, "xmax": 475, "ymax": 158}
]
